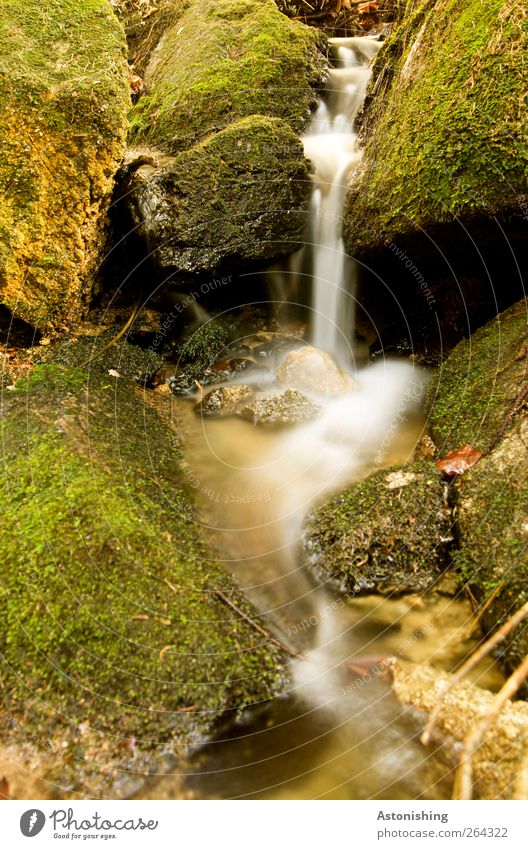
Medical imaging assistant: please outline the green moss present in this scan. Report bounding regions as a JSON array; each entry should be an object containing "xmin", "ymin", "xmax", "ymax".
[
  {"xmin": 307, "ymin": 461, "xmax": 452, "ymax": 595},
  {"xmin": 128, "ymin": 0, "xmax": 326, "ymax": 153},
  {"xmin": 32, "ymin": 330, "xmax": 164, "ymax": 384},
  {"xmin": 0, "ymin": 0, "xmax": 128, "ymax": 136},
  {"xmin": 130, "ymin": 115, "xmax": 311, "ymax": 270},
  {"xmin": 453, "ymin": 416, "xmax": 528, "ymax": 675},
  {"xmin": 428, "ymin": 298, "xmax": 528, "ymax": 452},
  {"xmin": 177, "ymin": 317, "xmax": 233, "ymax": 365},
  {"xmin": 0, "ymin": 0, "xmax": 130, "ymax": 330},
  {"xmin": 0, "ymin": 367, "xmax": 285, "ymax": 752},
  {"xmin": 345, "ymin": 0, "xmax": 528, "ymax": 252}
]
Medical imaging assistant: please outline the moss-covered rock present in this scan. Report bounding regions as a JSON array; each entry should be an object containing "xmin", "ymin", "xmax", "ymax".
[
  {"xmin": 306, "ymin": 462, "xmax": 453, "ymax": 596},
  {"xmin": 453, "ymin": 416, "xmax": 528, "ymax": 678},
  {"xmin": 427, "ymin": 298, "xmax": 528, "ymax": 454},
  {"xmin": 428, "ymin": 298, "xmax": 528, "ymax": 677},
  {"xmin": 345, "ymin": 0, "xmax": 528, "ymax": 354},
  {"xmin": 345, "ymin": 0, "xmax": 528, "ymax": 253},
  {"xmin": 34, "ymin": 327, "xmax": 164, "ymax": 384},
  {"xmin": 0, "ymin": 0, "xmax": 130, "ymax": 331},
  {"xmin": 0, "ymin": 364, "xmax": 285, "ymax": 796},
  {"xmin": 125, "ymin": 116, "xmax": 312, "ymax": 273},
  {"xmin": 128, "ymin": 0, "xmax": 327, "ymax": 153}
]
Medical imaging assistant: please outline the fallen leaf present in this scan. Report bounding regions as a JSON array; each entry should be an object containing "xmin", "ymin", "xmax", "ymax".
[
  {"xmin": 159, "ymin": 645, "xmax": 173, "ymax": 660},
  {"xmin": 435, "ymin": 444, "xmax": 483, "ymax": 476},
  {"xmin": 131, "ymin": 614, "xmax": 149, "ymax": 621},
  {"xmin": 129, "ymin": 73, "xmax": 144, "ymax": 96}
]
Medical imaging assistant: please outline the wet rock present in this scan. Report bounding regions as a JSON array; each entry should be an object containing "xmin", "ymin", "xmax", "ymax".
[
  {"xmin": 306, "ymin": 461, "xmax": 453, "ymax": 596},
  {"xmin": 239, "ymin": 389, "xmax": 321, "ymax": 426},
  {"xmin": 0, "ymin": 0, "xmax": 129, "ymax": 331},
  {"xmin": 276, "ymin": 346, "xmax": 355, "ymax": 397},
  {"xmin": 125, "ymin": 116, "xmax": 312, "ymax": 274},
  {"xmin": 196, "ymin": 384, "xmax": 254, "ymax": 418},
  {"xmin": 0, "ymin": 364, "xmax": 286, "ymax": 797},
  {"xmin": 389, "ymin": 659, "xmax": 528, "ymax": 800}
]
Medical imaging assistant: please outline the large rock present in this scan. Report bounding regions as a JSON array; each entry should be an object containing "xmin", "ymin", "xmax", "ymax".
[
  {"xmin": 128, "ymin": 0, "xmax": 326, "ymax": 153},
  {"xmin": 0, "ymin": 0, "xmax": 130, "ymax": 331},
  {"xmin": 429, "ymin": 298, "xmax": 528, "ymax": 677},
  {"xmin": 124, "ymin": 117, "xmax": 312, "ymax": 273},
  {"xmin": 276, "ymin": 345, "xmax": 355, "ymax": 396},
  {"xmin": 306, "ymin": 461, "xmax": 453, "ymax": 595},
  {"xmin": 344, "ymin": 0, "xmax": 528, "ymax": 352},
  {"xmin": 0, "ymin": 362, "xmax": 285, "ymax": 798},
  {"xmin": 120, "ymin": 0, "xmax": 327, "ymax": 276}
]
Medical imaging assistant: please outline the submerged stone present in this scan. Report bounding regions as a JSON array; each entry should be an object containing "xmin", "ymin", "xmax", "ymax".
[
  {"xmin": 239, "ymin": 388, "xmax": 321, "ymax": 426},
  {"xmin": 196, "ymin": 384, "xmax": 254, "ymax": 418},
  {"xmin": 276, "ymin": 345, "xmax": 355, "ymax": 397}
]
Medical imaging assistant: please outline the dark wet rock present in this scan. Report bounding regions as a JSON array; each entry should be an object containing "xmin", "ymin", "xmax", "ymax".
[
  {"xmin": 239, "ymin": 389, "xmax": 321, "ymax": 426},
  {"xmin": 0, "ymin": 364, "xmax": 286, "ymax": 797},
  {"xmin": 196, "ymin": 384, "xmax": 254, "ymax": 418},
  {"xmin": 124, "ymin": 116, "xmax": 312, "ymax": 275},
  {"xmin": 168, "ymin": 364, "xmax": 229, "ymax": 396},
  {"xmin": 0, "ymin": 0, "xmax": 129, "ymax": 331},
  {"xmin": 306, "ymin": 462, "xmax": 453, "ymax": 596},
  {"xmin": 276, "ymin": 345, "xmax": 355, "ymax": 396}
]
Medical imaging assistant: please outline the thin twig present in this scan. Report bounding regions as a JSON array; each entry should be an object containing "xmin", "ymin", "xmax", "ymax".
[
  {"xmin": 213, "ymin": 589, "xmax": 303, "ymax": 661},
  {"xmin": 461, "ymin": 579, "xmax": 505, "ymax": 639},
  {"xmin": 421, "ymin": 600, "xmax": 528, "ymax": 745},
  {"xmin": 453, "ymin": 653, "xmax": 528, "ymax": 800}
]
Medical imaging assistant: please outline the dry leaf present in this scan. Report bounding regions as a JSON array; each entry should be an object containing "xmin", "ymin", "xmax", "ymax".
[
  {"xmin": 131, "ymin": 614, "xmax": 149, "ymax": 621},
  {"xmin": 435, "ymin": 444, "xmax": 483, "ymax": 476}
]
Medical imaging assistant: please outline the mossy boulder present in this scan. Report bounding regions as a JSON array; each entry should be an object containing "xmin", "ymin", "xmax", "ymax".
[
  {"xmin": 428, "ymin": 297, "xmax": 528, "ymax": 677},
  {"xmin": 306, "ymin": 462, "xmax": 453, "ymax": 596},
  {"xmin": 125, "ymin": 116, "xmax": 312, "ymax": 273},
  {"xmin": 0, "ymin": 0, "xmax": 130, "ymax": 332},
  {"xmin": 121, "ymin": 0, "xmax": 327, "ymax": 277},
  {"xmin": 0, "ymin": 363, "xmax": 285, "ymax": 797},
  {"xmin": 128, "ymin": 0, "xmax": 327, "ymax": 153},
  {"xmin": 345, "ymin": 0, "xmax": 528, "ymax": 353},
  {"xmin": 346, "ymin": 0, "xmax": 528, "ymax": 251},
  {"xmin": 453, "ymin": 416, "xmax": 528, "ymax": 679},
  {"xmin": 427, "ymin": 298, "xmax": 528, "ymax": 455}
]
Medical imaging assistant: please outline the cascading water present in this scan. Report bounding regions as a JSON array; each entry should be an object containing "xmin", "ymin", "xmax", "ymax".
[
  {"xmin": 150, "ymin": 36, "xmax": 502, "ymax": 800},
  {"xmin": 303, "ymin": 36, "xmax": 381, "ymax": 363}
]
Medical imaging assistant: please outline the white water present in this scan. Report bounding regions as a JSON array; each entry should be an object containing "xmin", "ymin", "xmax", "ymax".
[{"xmin": 303, "ymin": 36, "xmax": 381, "ymax": 363}]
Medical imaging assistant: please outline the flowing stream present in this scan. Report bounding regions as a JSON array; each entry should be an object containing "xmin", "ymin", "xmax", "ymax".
[{"xmin": 148, "ymin": 37, "xmax": 502, "ymax": 800}]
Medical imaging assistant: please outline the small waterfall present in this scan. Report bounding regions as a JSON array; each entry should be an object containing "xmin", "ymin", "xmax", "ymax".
[{"xmin": 302, "ymin": 36, "xmax": 382, "ymax": 363}]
